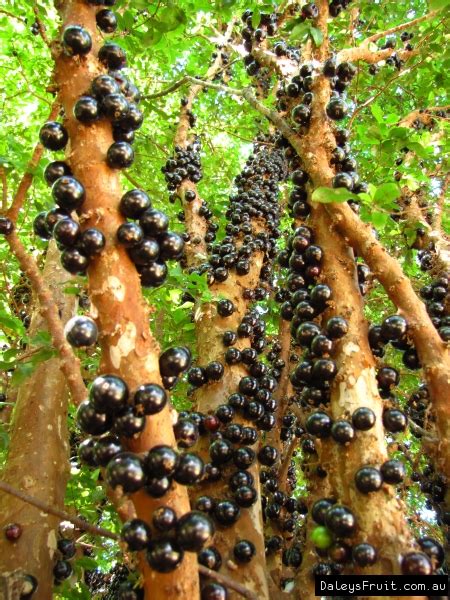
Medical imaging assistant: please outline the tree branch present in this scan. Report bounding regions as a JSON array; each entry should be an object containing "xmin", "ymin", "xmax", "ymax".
[
  {"xmin": 6, "ymin": 231, "xmax": 88, "ymax": 406},
  {"xmin": 7, "ymin": 100, "xmax": 60, "ymax": 222},
  {"xmin": 0, "ymin": 167, "xmax": 7, "ymax": 212},
  {"xmin": 364, "ymin": 9, "xmax": 440, "ymax": 45},
  {"xmin": 0, "ymin": 480, "xmax": 119, "ymax": 541}
]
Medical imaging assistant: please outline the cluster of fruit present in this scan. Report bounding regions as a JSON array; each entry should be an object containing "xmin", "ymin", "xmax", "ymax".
[{"xmin": 420, "ymin": 274, "xmax": 450, "ymax": 341}]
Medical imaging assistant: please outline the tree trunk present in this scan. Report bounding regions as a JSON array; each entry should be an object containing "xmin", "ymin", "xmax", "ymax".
[
  {"xmin": 53, "ymin": 2, "xmax": 199, "ymax": 598},
  {"xmin": 0, "ymin": 242, "xmax": 75, "ymax": 599}
]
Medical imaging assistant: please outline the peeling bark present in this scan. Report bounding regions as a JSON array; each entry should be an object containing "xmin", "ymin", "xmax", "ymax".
[
  {"xmin": 53, "ymin": 2, "xmax": 198, "ymax": 598},
  {"xmin": 0, "ymin": 242, "xmax": 75, "ymax": 600}
]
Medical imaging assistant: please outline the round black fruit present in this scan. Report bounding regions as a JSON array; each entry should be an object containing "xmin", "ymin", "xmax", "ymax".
[
  {"xmin": 134, "ymin": 383, "xmax": 167, "ymax": 415},
  {"xmin": 44, "ymin": 161, "xmax": 72, "ymax": 185},
  {"xmin": 354, "ymin": 466, "xmax": 383, "ymax": 493},
  {"xmin": 62, "ymin": 25, "xmax": 92, "ymax": 55},
  {"xmin": 159, "ymin": 347, "xmax": 191, "ymax": 377},
  {"xmin": 39, "ymin": 121, "xmax": 68, "ymax": 151},
  {"xmin": 120, "ymin": 189, "xmax": 151, "ymax": 218},
  {"xmin": 175, "ymin": 511, "xmax": 215, "ymax": 552},
  {"xmin": 64, "ymin": 316, "xmax": 98, "ymax": 347},
  {"xmin": 146, "ymin": 539, "xmax": 183, "ymax": 573},
  {"xmin": 52, "ymin": 176, "xmax": 85, "ymax": 210},
  {"xmin": 90, "ymin": 374, "xmax": 129, "ymax": 414},
  {"xmin": 74, "ymin": 96, "xmax": 99, "ymax": 123},
  {"xmin": 121, "ymin": 518, "xmax": 151, "ymax": 551},
  {"xmin": 234, "ymin": 539, "xmax": 256, "ymax": 563},
  {"xmin": 352, "ymin": 407, "xmax": 376, "ymax": 431},
  {"xmin": 106, "ymin": 142, "xmax": 134, "ymax": 169},
  {"xmin": 96, "ymin": 9, "xmax": 117, "ymax": 33},
  {"xmin": 106, "ymin": 452, "xmax": 146, "ymax": 493},
  {"xmin": 98, "ymin": 43, "xmax": 127, "ymax": 70}
]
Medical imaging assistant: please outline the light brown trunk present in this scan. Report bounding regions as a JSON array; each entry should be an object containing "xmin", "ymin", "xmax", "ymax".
[
  {"xmin": 53, "ymin": 2, "xmax": 199, "ymax": 598},
  {"xmin": 0, "ymin": 242, "xmax": 75, "ymax": 599}
]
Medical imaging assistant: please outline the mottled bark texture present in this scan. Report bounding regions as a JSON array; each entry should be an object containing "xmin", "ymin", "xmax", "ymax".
[
  {"xmin": 53, "ymin": 2, "xmax": 198, "ymax": 598},
  {"xmin": 0, "ymin": 242, "xmax": 75, "ymax": 600}
]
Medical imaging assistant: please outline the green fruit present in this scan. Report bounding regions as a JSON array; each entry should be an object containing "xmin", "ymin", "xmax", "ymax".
[{"xmin": 310, "ymin": 526, "xmax": 333, "ymax": 549}]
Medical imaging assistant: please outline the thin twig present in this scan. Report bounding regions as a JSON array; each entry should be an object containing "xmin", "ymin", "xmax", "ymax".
[
  {"xmin": 198, "ymin": 565, "xmax": 258, "ymax": 600},
  {"xmin": 33, "ymin": 4, "xmax": 52, "ymax": 49},
  {"xmin": 0, "ymin": 8, "xmax": 25, "ymax": 22},
  {"xmin": 363, "ymin": 9, "xmax": 440, "ymax": 45},
  {"xmin": 0, "ymin": 480, "xmax": 119, "ymax": 541},
  {"xmin": 7, "ymin": 100, "xmax": 60, "ymax": 221},
  {"xmin": 0, "ymin": 167, "xmax": 7, "ymax": 212}
]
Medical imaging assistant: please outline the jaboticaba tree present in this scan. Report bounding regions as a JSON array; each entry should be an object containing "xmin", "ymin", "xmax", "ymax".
[{"xmin": 0, "ymin": 1, "xmax": 448, "ymax": 600}]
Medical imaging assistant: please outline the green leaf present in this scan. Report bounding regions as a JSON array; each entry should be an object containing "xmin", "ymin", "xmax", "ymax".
[
  {"xmin": 252, "ymin": 8, "xmax": 261, "ymax": 29},
  {"xmin": 430, "ymin": 0, "xmax": 450, "ymax": 9},
  {"xmin": 373, "ymin": 182, "xmax": 400, "ymax": 206},
  {"xmin": 0, "ymin": 314, "xmax": 26, "ymax": 336},
  {"xmin": 312, "ymin": 187, "xmax": 359, "ymax": 204},
  {"xmin": 309, "ymin": 27, "xmax": 323, "ymax": 47},
  {"xmin": 290, "ymin": 22, "xmax": 309, "ymax": 41},
  {"xmin": 370, "ymin": 103, "xmax": 384, "ymax": 124}
]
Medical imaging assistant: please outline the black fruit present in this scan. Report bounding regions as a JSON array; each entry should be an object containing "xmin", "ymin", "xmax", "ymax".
[
  {"xmin": 233, "ymin": 539, "xmax": 256, "ymax": 563},
  {"xmin": 173, "ymin": 453, "xmax": 204, "ymax": 485},
  {"xmin": 120, "ymin": 189, "xmax": 151, "ymax": 218},
  {"xmin": 39, "ymin": 121, "xmax": 68, "ymax": 151},
  {"xmin": 52, "ymin": 176, "xmax": 85, "ymax": 210},
  {"xmin": 64, "ymin": 315, "xmax": 98, "ymax": 347},
  {"xmin": 325, "ymin": 505, "xmax": 356, "ymax": 536},
  {"xmin": 98, "ymin": 43, "xmax": 127, "ymax": 70},
  {"xmin": 401, "ymin": 552, "xmax": 432, "ymax": 575},
  {"xmin": 44, "ymin": 161, "xmax": 72, "ymax": 185},
  {"xmin": 134, "ymin": 383, "xmax": 167, "ymax": 415},
  {"xmin": 106, "ymin": 452, "xmax": 146, "ymax": 492},
  {"xmin": 214, "ymin": 500, "xmax": 241, "ymax": 526},
  {"xmin": 147, "ymin": 539, "xmax": 183, "ymax": 572},
  {"xmin": 352, "ymin": 407, "xmax": 376, "ymax": 431},
  {"xmin": 74, "ymin": 96, "xmax": 99, "ymax": 123},
  {"xmin": 355, "ymin": 466, "xmax": 383, "ymax": 493},
  {"xmin": 152, "ymin": 506, "xmax": 177, "ymax": 531},
  {"xmin": 146, "ymin": 445, "xmax": 179, "ymax": 478},
  {"xmin": 76, "ymin": 400, "xmax": 112, "ymax": 436},
  {"xmin": 106, "ymin": 142, "xmax": 134, "ymax": 168},
  {"xmin": 326, "ymin": 98, "xmax": 348, "ymax": 120},
  {"xmin": 77, "ymin": 228, "xmax": 106, "ymax": 256},
  {"xmin": 175, "ymin": 511, "xmax": 215, "ymax": 552},
  {"xmin": 96, "ymin": 9, "xmax": 117, "ymax": 33},
  {"xmin": 380, "ymin": 459, "xmax": 405, "ymax": 484},
  {"xmin": 331, "ymin": 420, "xmax": 355, "ymax": 444},
  {"xmin": 382, "ymin": 408, "xmax": 407, "ymax": 432},
  {"xmin": 159, "ymin": 347, "xmax": 191, "ymax": 377},
  {"xmin": 306, "ymin": 412, "xmax": 332, "ymax": 438},
  {"xmin": 121, "ymin": 518, "xmax": 152, "ymax": 551},
  {"xmin": 352, "ymin": 543, "xmax": 377, "ymax": 567},
  {"xmin": 90, "ymin": 374, "xmax": 129, "ymax": 414},
  {"xmin": 53, "ymin": 218, "xmax": 81, "ymax": 247},
  {"xmin": 62, "ymin": 25, "xmax": 92, "ymax": 55}
]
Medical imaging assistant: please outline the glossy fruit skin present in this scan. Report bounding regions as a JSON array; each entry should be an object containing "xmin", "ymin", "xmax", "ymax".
[
  {"xmin": 62, "ymin": 25, "xmax": 92, "ymax": 55},
  {"xmin": 96, "ymin": 9, "xmax": 117, "ymax": 32},
  {"xmin": 74, "ymin": 95, "xmax": 99, "ymax": 123},
  {"xmin": 380, "ymin": 459, "xmax": 406, "ymax": 484},
  {"xmin": 44, "ymin": 161, "xmax": 72, "ymax": 185},
  {"xmin": 355, "ymin": 466, "xmax": 383, "ymax": 493},
  {"xmin": 52, "ymin": 176, "xmax": 86, "ymax": 210},
  {"xmin": 198, "ymin": 546, "xmax": 222, "ymax": 571},
  {"xmin": 106, "ymin": 452, "xmax": 146, "ymax": 492},
  {"xmin": 325, "ymin": 505, "xmax": 356, "ymax": 536},
  {"xmin": 306, "ymin": 412, "xmax": 332, "ymax": 438},
  {"xmin": 121, "ymin": 518, "xmax": 152, "ymax": 551},
  {"xmin": 159, "ymin": 346, "xmax": 192, "ymax": 377},
  {"xmin": 53, "ymin": 218, "xmax": 81, "ymax": 247},
  {"xmin": 173, "ymin": 453, "xmax": 204, "ymax": 485},
  {"xmin": 214, "ymin": 500, "xmax": 241, "ymax": 526},
  {"xmin": 159, "ymin": 232, "xmax": 184, "ymax": 260},
  {"xmin": 326, "ymin": 98, "xmax": 348, "ymax": 120},
  {"xmin": 175, "ymin": 511, "xmax": 215, "ymax": 552},
  {"xmin": 91, "ymin": 74, "xmax": 120, "ymax": 98},
  {"xmin": 57, "ymin": 538, "xmax": 76, "ymax": 558},
  {"xmin": 140, "ymin": 261, "xmax": 168, "ymax": 288},
  {"xmin": 106, "ymin": 142, "xmax": 134, "ymax": 168},
  {"xmin": 32, "ymin": 211, "xmax": 54, "ymax": 240},
  {"xmin": 380, "ymin": 315, "xmax": 408, "ymax": 341},
  {"xmin": 39, "ymin": 121, "xmax": 69, "ymax": 151},
  {"xmin": 77, "ymin": 228, "xmax": 106, "ymax": 256},
  {"xmin": 352, "ymin": 407, "xmax": 376, "ymax": 430},
  {"xmin": 0, "ymin": 217, "xmax": 14, "ymax": 236},
  {"xmin": 401, "ymin": 552, "xmax": 432, "ymax": 575},
  {"xmin": 78, "ymin": 438, "xmax": 97, "ymax": 466},
  {"xmin": 152, "ymin": 506, "xmax": 177, "ymax": 531},
  {"xmin": 45, "ymin": 207, "xmax": 71, "ymax": 232},
  {"xmin": 53, "ymin": 559, "xmax": 72, "ymax": 580},
  {"xmin": 233, "ymin": 539, "xmax": 256, "ymax": 563},
  {"xmin": 145, "ymin": 445, "xmax": 178, "ymax": 479},
  {"xmin": 134, "ymin": 383, "xmax": 167, "ymax": 415},
  {"xmin": 90, "ymin": 374, "xmax": 129, "ymax": 414},
  {"xmin": 101, "ymin": 93, "xmax": 129, "ymax": 120},
  {"xmin": 352, "ymin": 543, "xmax": 377, "ymax": 567},
  {"xmin": 331, "ymin": 420, "xmax": 355, "ymax": 444},
  {"xmin": 146, "ymin": 538, "xmax": 184, "ymax": 573},
  {"xmin": 382, "ymin": 408, "xmax": 407, "ymax": 432},
  {"xmin": 140, "ymin": 209, "xmax": 169, "ymax": 236},
  {"xmin": 120, "ymin": 189, "xmax": 151, "ymax": 218},
  {"xmin": 217, "ymin": 299, "xmax": 235, "ymax": 317},
  {"xmin": 377, "ymin": 367, "xmax": 400, "ymax": 390},
  {"xmin": 64, "ymin": 316, "xmax": 98, "ymax": 347},
  {"xmin": 418, "ymin": 536, "xmax": 444, "ymax": 568},
  {"xmin": 4, "ymin": 522, "xmax": 22, "ymax": 541},
  {"xmin": 326, "ymin": 316, "xmax": 349, "ymax": 339},
  {"xmin": 93, "ymin": 434, "xmax": 122, "ymax": 466},
  {"xmin": 98, "ymin": 43, "xmax": 127, "ymax": 69},
  {"xmin": 201, "ymin": 583, "xmax": 228, "ymax": 600},
  {"xmin": 174, "ymin": 418, "xmax": 199, "ymax": 448}
]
